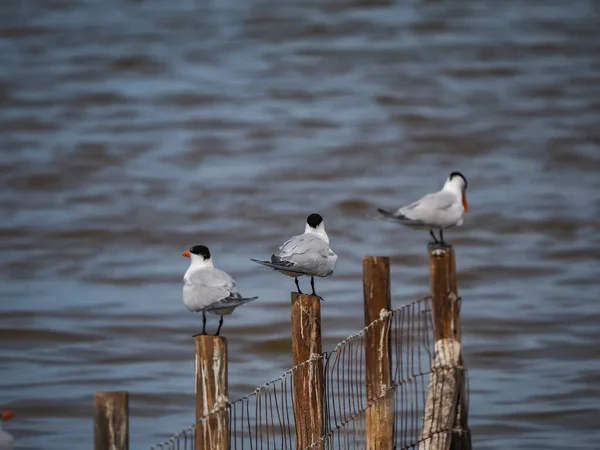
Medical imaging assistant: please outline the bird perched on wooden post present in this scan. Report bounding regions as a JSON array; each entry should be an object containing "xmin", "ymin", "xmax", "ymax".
[
  {"xmin": 182, "ymin": 245, "xmax": 258, "ymax": 336},
  {"xmin": 377, "ymin": 172, "xmax": 469, "ymax": 246},
  {"xmin": 251, "ymin": 213, "xmax": 337, "ymax": 299}
]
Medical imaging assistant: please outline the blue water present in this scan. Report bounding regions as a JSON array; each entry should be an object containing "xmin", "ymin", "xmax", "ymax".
[{"xmin": 1, "ymin": 0, "xmax": 599, "ymax": 448}]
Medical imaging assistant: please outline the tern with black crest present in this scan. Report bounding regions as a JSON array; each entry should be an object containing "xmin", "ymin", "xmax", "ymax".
[
  {"xmin": 182, "ymin": 245, "xmax": 257, "ymax": 336},
  {"xmin": 377, "ymin": 172, "xmax": 469, "ymax": 246},
  {"xmin": 251, "ymin": 213, "xmax": 337, "ymax": 299}
]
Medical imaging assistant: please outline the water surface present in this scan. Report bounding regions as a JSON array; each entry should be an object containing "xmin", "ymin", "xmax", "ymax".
[{"xmin": 1, "ymin": 0, "xmax": 599, "ymax": 448}]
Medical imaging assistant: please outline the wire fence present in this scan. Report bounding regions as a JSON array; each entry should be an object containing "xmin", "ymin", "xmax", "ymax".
[{"xmin": 150, "ymin": 296, "xmax": 469, "ymax": 450}]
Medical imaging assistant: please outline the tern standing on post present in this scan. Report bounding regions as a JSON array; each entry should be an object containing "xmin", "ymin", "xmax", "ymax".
[
  {"xmin": 182, "ymin": 245, "xmax": 258, "ymax": 336},
  {"xmin": 251, "ymin": 213, "xmax": 337, "ymax": 299},
  {"xmin": 377, "ymin": 171, "xmax": 469, "ymax": 246}
]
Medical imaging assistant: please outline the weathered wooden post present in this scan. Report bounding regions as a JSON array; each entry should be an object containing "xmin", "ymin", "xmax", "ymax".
[
  {"xmin": 94, "ymin": 391, "xmax": 129, "ymax": 450},
  {"xmin": 419, "ymin": 245, "xmax": 471, "ymax": 450},
  {"xmin": 445, "ymin": 250, "xmax": 472, "ymax": 450},
  {"xmin": 363, "ymin": 256, "xmax": 394, "ymax": 450},
  {"xmin": 291, "ymin": 292, "xmax": 324, "ymax": 450},
  {"xmin": 195, "ymin": 335, "xmax": 229, "ymax": 450}
]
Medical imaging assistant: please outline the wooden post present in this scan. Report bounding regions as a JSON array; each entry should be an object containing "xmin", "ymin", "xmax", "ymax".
[
  {"xmin": 446, "ymin": 250, "xmax": 472, "ymax": 450},
  {"xmin": 291, "ymin": 292, "xmax": 324, "ymax": 450},
  {"xmin": 94, "ymin": 391, "xmax": 129, "ymax": 450},
  {"xmin": 362, "ymin": 256, "xmax": 394, "ymax": 450},
  {"xmin": 419, "ymin": 245, "xmax": 470, "ymax": 450},
  {"xmin": 195, "ymin": 335, "xmax": 229, "ymax": 450}
]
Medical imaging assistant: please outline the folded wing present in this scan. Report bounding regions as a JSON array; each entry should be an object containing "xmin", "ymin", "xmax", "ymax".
[
  {"xmin": 378, "ymin": 191, "xmax": 457, "ymax": 227},
  {"xmin": 184, "ymin": 268, "xmax": 243, "ymax": 312},
  {"xmin": 277, "ymin": 234, "xmax": 337, "ymax": 277}
]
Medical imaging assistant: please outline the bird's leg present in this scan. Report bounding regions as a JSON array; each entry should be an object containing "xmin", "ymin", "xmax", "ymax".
[
  {"xmin": 439, "ymin": 229, "xmax": 446, "ymax": 246},
  {"xmin": 214, "ymin": 316, "xmax": 224, "ymax": 336},
  {"xmin": 193, "ymin": 312, "xmax": 208, "ymax": 337},
  {"xmin": 295, "ymin": 277, "xmax": 303, "ymax": 294},
  {"xmin": 310, "ymin": 276, "xmax": 325, "ymax": 301},
  {"xmin": 429, "ymin": 229, "xmax": 440, "ymax": 244}
]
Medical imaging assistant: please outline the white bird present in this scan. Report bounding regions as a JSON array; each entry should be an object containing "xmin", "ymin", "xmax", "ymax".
[
  {"xmin": 251, "ymin": 213, "xmax": 337, "ymax": 299},
  {"xmin": 377, "ymin": 171, "xmax": 469, "ymax": 246},
  {"xmin": 182, "ymin": 245, "xmax": 257, "ymax": 336},
  {"xmin": 0, "ymin": 411, "xmax": 14, "ymax": 450}
]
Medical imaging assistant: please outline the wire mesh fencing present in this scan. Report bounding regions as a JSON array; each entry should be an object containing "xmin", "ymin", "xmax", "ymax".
[{"xmin": 150, "ymin": 296, "xmax": 469, "ymax": 450}]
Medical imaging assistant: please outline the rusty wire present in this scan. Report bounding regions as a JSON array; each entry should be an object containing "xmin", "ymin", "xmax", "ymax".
[{"xmin": 150, "ymin": 296, "xmax": 469, "ymax": 450}]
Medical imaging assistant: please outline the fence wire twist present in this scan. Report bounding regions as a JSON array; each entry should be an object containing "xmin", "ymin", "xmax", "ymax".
[{"xmin": 150, "ymin": 296, "xmax": 469, "ymax": 450}]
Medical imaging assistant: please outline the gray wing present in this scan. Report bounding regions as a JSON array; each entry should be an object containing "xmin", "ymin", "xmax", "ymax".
[
  {"xmin": 207, "ymin": 296, "xmax": 258, "ymax": 315},
  {"xmin": 274, "ymin": 234, "xmax": 337, "ymax": 277},
  {"xmin": 183, "ymin": 268, "xmax": 242, "ymax": 312},
  {"xmin": 403, "ymin": 191, "xmax": 455, "ymax": 213},
  {"xmin": 379, "ymin": 190, "xmax": 458, "ymax": 227},
  {"xmin": 250, "ymin": 258, "xmax": 311, "ymax": 276}
]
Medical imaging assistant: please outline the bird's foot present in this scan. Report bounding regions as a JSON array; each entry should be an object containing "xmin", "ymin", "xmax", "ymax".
[{"xmin": 311, "ymin": 291, "xmax": 325, "ymax": 301}]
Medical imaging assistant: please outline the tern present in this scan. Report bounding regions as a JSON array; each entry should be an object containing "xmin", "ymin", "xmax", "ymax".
[
  {"xmin": 182, "ymin": 245, "xmax": 257, "ymax": 336},
  {"xmin": 377, "ymin": 172, "xmax": 469, "ymax": 246},
  {"xmin": 251, "ymin": 213, "xmax": 337, "ymax": 299}
]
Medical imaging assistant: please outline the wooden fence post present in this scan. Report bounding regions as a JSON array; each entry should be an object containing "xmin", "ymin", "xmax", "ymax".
[
  {"xmin": 362, "ymin": 256, "xmax": 394, "ymax": 450},
  {"xmin": 195, "ymin": 335, "xmax": 229, "ymax": 450},
  {"xmin": 291, "ymin": 292, "xmax": 324, "ymax": 450},
  {"xmin": 94, "ymin": 391, "xmax": 129, "ymax": 450},
  {"xmin": 419, "ymin": 245, "xmax": 471, "ymax": 450}
]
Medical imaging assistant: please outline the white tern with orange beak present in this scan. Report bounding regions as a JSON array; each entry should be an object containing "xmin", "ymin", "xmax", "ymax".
[
  {"xmin": 182, "ymin": 245, "xmax": 257, "ymax": 336},
  {"xmin": 377, "ymin": 172, "xmax": 469, "ymax": 246}
]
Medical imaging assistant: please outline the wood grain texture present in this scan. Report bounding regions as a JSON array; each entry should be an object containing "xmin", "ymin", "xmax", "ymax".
[
  {"xmin": 420, "ymin": 245, "xmax": 471, "ymax": 450},
  {"xmin": 291, "ymin": 292, "xmax": 324, "ymax": 450},
  {"xmin": 195, "ymin": 335, "xmax": 229, "ymax": 450},
  {"xmin": 94, "ymin": 391, "xmax": 129, "ymax": 450},
  {"xmin": 362, "ymin": 256, "xmax": 394, "ymax": 450}
]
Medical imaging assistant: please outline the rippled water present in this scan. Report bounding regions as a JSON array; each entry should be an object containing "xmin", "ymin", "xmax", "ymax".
[{"xmin": 1, "ymin": 0, "xmax": 599, "ymax": 448}]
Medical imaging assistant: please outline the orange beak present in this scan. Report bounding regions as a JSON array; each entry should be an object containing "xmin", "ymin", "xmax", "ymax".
[
  {"xmin": 1, "ymin": 410, "xmax": 15, "ymax": 421},
  {"xmin": 182, "ymin": 250, "xmax": 190, "ymax": 257},
  {"xmin": 462, "ymin": 193, "xmax": 469, "ymax": 213}
]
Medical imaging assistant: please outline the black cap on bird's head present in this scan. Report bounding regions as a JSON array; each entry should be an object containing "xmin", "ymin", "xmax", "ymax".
[
  {"xmin": 447, "ymin": 171, "xmax": 469, "ymax": 212},
  {"xmin": 182, "ymin": 245, "xmax": 211, "ymax": 260},
  {"xmin": 449, "ymin": 171, "xmax": 468, "ymax": 190},
  {"xmin": 306, "ymin": 213, "xmax": 324, "ymax": 229}
]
